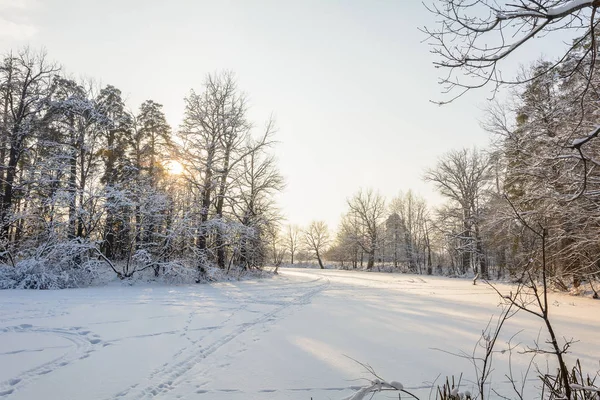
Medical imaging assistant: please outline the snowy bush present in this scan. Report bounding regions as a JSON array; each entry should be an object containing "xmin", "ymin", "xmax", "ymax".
[
  {"xmin": 0, "ymin": 256, "xmax": 102, "ymax": 290},
  {"xmin": 156, "ymin": 262, "xmax": 199, "ymax": 284},
  {"xmin": 0, "ymin": 240, "xmax": 102, "ymax": 289}
]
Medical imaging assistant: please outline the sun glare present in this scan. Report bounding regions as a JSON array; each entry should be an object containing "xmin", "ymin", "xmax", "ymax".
[{"xmin": 165, "ymin": 160, "xmax": 184, "ymax": 175}]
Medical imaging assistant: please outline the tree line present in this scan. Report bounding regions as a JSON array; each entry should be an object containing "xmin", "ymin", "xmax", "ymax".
[
  {"xmin": 278, "ymin": 38, "xmax": 600, "ymax": 289},
  {"xmin": 0, "ymin": 49, "xmax": 283, "ymax": 288}
]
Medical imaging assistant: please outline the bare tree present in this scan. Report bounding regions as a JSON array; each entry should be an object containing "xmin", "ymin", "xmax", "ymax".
[
  {"xmin": 266, "ymin": 223, "xmax": 286, "ymax": 273},
  {"xmin": 423, "ymin": 0, "xmax": 600, "ymax": 103},
  {"xmin": 388, "ymin": 191, "xmax": 430, "ymax": 273},
  {"xmin": 329, "ymin": 211, "xmax": 363, "ymax": 269},
  {"xmin": 285, "ymin": 224, "xmax": 300, "ymax": 264},
  {"xmin": 230, "ymin": 139, "xmax": 284, "ymax": 269},
  {"xmin": 179, "ymin": 72, "xmax": 276, "ymax": 270},
  {"xmin": 303, "ymin": 221, "xmax": 330, "ymax": 269},
  {"xmin": 347, "ymin": 189, "xmax": 386, "ymax": 269},
  {"xmin": 425, "ymin": 148, "xmax": 492, "ymax": 277}
]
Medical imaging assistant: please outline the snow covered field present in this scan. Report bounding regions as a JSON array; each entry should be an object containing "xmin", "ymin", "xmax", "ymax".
[{"xmin": 0, "ymin": 268, "xmax": 598, "ymax": 400}]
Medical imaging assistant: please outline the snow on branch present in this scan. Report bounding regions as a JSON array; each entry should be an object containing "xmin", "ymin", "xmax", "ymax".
[
  {"xmin": 423, "ymin": 0, "xmax": 600, "ymax": 102},
  {"xmin": 571, "ymin": 125, "xmax": 600, "ymax": 149}
]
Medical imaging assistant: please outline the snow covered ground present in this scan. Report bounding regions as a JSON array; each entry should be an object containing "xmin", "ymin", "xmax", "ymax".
[{"xmin": 0, "ymin": 268, "xmax": 598, "ymax": 400}]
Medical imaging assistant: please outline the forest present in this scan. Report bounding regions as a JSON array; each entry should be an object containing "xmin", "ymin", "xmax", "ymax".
[
  {"xmin": 0, "ymin": 53, "xmax": 282, "ymax": 288},
  {"xmin": 1, "ymin": 36, "xmax": 600, "ymax": 294}
]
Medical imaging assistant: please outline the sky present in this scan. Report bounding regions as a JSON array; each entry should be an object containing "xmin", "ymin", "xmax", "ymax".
[{"xmin": 0, "ymin": 0, "xmax": 522, "ymax": 230}]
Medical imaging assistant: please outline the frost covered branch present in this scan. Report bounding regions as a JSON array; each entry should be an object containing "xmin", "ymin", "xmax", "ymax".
[{"xmin": 423, "ymin": 0, "xmax": 600, "ymax": 103}]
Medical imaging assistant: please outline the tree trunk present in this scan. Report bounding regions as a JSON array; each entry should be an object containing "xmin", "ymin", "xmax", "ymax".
[
  {"xmin": 215, "ymin": 147, "xmax": 231, "ymax": 269},
  {"xmin": 77, "ymin": 143, "xmax": 88, "ymax": 238},
  {"xmin": 67, "ymin": 119, "xmax": 78, "ymax": 239},
  {"xmin": 196, "ymin": 147, "xmax": 215, "ymax": 262},
  {"xmin": 474, "ymin": 223, "xmax": 487, "ymax": 278},
  {"xmin": 367, "ymin": 250, "xmax": 375, "ymax": 269},
  {"xmin": 316, "ymin": 251, "xmax": 325, "ymax": 269},
  {"xmin": 0, "ymin": 145, "xmax": 19, "ymax": 242}
]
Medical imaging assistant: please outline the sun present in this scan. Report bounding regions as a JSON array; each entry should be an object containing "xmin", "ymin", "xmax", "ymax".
[{"xmin": 165, "ymin": 160, "xmax": 184, "ymax": 175}]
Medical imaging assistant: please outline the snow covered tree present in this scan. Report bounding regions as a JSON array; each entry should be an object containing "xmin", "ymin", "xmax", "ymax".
[
  {"xmin": 129, "ymin": 100, "xmax": 175, "ymax": 275},
  {"xmin": 178, "ymin": 72, "xmax": 281, "ymax": 273},
  {"xmin": 387, "ymin": 191, "xmax": 431, "ymax": 273},
  {"xmin": 0, "ymin": 49, "xmax": 284, "ymax": 287},
  {"xmin": 484, "ymin": 55, "xmax": 600, "ymax": 284},
  {"xmin": 45, "ymin": 77, "xmax": 106, "ymax": 240},
  {"xmin": 424, "ymin": 0, "xmax": 600, "ymax": 103},
  {"xmin": 135, "ymin": 100, "xmax": 172, "ymax": 184},
  {"xmin": 425, "ymin": 148, "xmax": 492, "ymax": 277},
  {"xmin": 425, "ymin": 1, "xmax": 600, "ymax": 284},
  {"xmin": 96, "ymin": 85, "xmax": 135, "ymax": 260},
  {"xmin": 0, "ymin": 50, "xmax": 59, "ymax": 256},
  {"xmin": 231, "ymin": 139, "xmax": 284, "ymax": 269}
]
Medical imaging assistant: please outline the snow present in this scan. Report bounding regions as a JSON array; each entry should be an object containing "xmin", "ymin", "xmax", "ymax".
[
  {"xmin": 572, "ymin": 125, "xmax": 600, "ymax": 147},
  {"xmin": 0, "ymin": 268, "xmax": 598, "ymax": 399},
  {"xmin": 547, "ymin": 0, "xmax": 593, "ymax": 17}
]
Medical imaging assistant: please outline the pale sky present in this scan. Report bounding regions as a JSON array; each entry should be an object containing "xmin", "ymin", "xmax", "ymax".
[{"xmin": 1, "ymin": 0, "xmax": 517, "ymax": 230}]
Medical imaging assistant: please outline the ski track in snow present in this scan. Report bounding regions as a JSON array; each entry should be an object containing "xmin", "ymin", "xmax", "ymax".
[{"xmin": 0, "ymin": 269, "xmax": 598, "ymax": 400}]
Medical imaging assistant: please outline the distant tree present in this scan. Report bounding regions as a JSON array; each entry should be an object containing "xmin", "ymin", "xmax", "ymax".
[
  {"xmin": 425, "ymin": 148, "xmax": 492, "ymax": 277},
  {"xmin": 266, "ymin": 223, "xmax": 286, "ymax": 273},
  {"xmin": 347, "ymin": 189, "xmax": 386, "ymax": 269},
  {"xmin": 285, "ymin": 224, "xmax": 300, "ymax": 264},
  {"xmin": 384, "ymin": 212, "xmax": 403, "ymax": 268},
  {"xmin": 388, "ymin": 191, "xmax": 430, "ymax": 273},
  {"xmin": 338, "ymin": 210, "xmax": 363, "ymax": 268},
  {"xmin": 303, "ymin": 221, "xmax": 330, "ymax": 269},
  {"xmin": 46, "ymin": 77, "xmax": 105, "ymax": 240}
]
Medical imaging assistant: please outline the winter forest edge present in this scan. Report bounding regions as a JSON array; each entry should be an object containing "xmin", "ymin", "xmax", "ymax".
[
  {"xmin": 1, "ymin": 46, "xmax": 599, "ymax": 295},
  {"xmin": 1, "ymin": 1, "xmax": 600, "ymax": 399}
]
